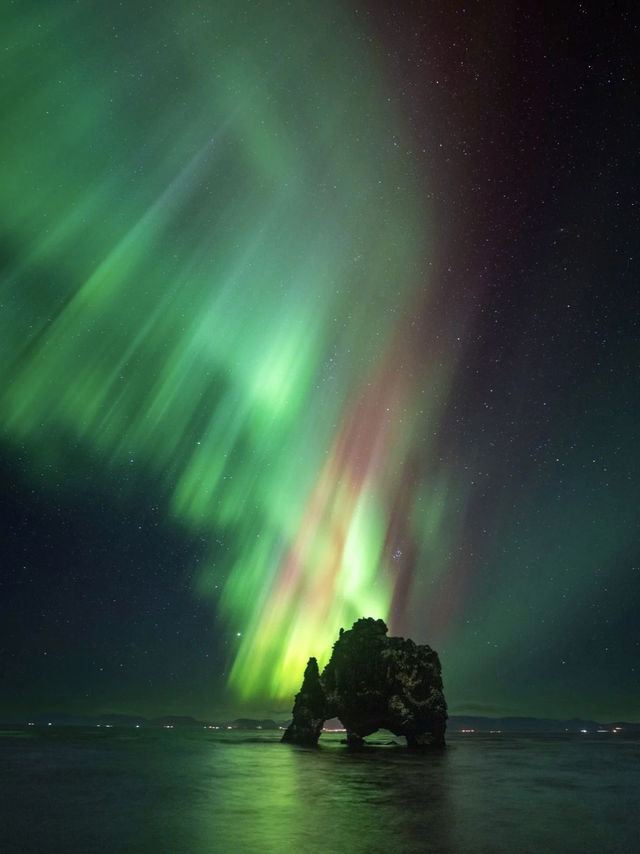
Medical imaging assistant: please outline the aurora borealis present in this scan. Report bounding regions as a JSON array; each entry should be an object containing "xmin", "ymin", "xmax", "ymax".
[{"xmin": 2, "ymin": 1, "xmax": 638, "ymax": 722}]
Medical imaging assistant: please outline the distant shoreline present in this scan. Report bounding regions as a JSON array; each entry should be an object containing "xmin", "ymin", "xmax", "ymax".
[{"xmin": 2, "ymin": 713, "xmax": 638, "ymax": 735}]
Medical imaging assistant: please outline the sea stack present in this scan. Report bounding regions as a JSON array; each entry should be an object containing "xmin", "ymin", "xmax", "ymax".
[{"xmin": 282, "ymin": 617, "xmax": 447, "ymax": 748}]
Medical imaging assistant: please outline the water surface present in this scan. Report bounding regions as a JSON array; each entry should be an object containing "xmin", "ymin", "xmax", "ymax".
[{"xmin": 1, "ymin": 727, "xmax": 636, "ymax": 853}]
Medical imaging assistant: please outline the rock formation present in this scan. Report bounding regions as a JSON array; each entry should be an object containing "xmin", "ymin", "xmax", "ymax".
[
  {"xmin": 282, "ymin": 617, "xmax": 447, "ymax": 747},
  {"xmin": 280, "ymin": 657, "xmax": 327, "ymax": 745}
]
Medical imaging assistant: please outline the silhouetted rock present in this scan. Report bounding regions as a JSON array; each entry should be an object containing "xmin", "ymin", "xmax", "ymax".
[
  {"xmin": 281, "ymin": 657, "xmax": 327, "ymax": 745},
  {"xmin": 282, "ymin": 618, "xmax": 447, "ymax": 748}
]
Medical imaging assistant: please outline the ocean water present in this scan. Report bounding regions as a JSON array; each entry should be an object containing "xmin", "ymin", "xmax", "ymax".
[{"xmin": 0, "ymin": 727, "xmax": 637, "ymax": 853}]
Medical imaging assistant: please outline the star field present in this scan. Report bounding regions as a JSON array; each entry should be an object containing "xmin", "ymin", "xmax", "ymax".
[{"xmin": 1, "ymin": 0, "xmax": 638, "ymax": 722}]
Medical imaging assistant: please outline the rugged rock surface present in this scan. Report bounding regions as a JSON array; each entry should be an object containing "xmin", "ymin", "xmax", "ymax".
[
  {"xmin": 282, "ymin": 617, "xmax": 447, "ymax": 747},
  {"xmin": 280, "ymin": 657, "xmax": 327, "ymax": 745}
]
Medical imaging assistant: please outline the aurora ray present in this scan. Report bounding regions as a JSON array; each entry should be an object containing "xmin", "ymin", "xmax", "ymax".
[{"xmin": 1, "ymin": 0, "xmax": 459, "ymax": 702}]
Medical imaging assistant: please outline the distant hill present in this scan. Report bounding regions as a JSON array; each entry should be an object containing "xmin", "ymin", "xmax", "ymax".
[
  {"xmin": 148, "ymin": 716, "xmax": 203, "ymax": 728},
  {"xmin": 1, "ymin": 712, "xmax": 638, "ymax": 734},
  {"xmin": 232, "ymin": 718, "xmax": 279, "ymax": 730},
  {"xmin": 448, "ymin": 716, "xmax": 601, "ymax": 732},
  {"xmin": 0, "ymin": 712, "xmax": 281, "ymax": 729},
  {"xmin": 447, "ymin": 716, "xmax": 640, "ymax": 733}
]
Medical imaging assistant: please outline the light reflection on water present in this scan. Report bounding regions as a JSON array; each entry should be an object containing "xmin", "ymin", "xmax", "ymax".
[{"xmin": 0, "ymin": 728, "xmax": 637, "ymax": 853}]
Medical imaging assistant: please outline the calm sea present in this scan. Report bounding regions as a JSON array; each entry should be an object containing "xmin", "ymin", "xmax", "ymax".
[{"xmin": 0, "ymin": 727, "xmax": 637, "ymax": 853}]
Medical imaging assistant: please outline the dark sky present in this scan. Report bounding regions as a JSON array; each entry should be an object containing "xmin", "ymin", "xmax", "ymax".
[{"xmin": 1, "ymin": 1, "xmax": 638, "ymax": 722}]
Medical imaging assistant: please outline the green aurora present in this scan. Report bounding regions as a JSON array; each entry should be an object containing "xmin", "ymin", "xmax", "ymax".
[
  {"xmin": 2, "ymin": 1, "xmax": 460, "ymax": 702},
  {"xmin": 4, "ymin": 1, "xmax": 638, "ymax": 722}
]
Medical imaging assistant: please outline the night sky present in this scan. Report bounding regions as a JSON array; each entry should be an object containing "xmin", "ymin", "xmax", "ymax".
[{"xmin": 1, "ymin": 1, "xmax": 638, "ymax": 723}]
